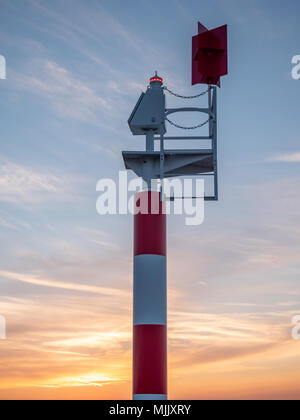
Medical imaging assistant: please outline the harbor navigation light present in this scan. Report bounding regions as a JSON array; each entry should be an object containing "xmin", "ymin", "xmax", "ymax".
[{"xmin": 128, "ymin": 72, "xmax": 166, "ymax": 136}]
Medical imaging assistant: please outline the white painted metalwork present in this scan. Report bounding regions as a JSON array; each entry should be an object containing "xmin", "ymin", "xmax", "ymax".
[{"xmin": 124, "ymin": 74, "xmax": 218, "ymax": 201}]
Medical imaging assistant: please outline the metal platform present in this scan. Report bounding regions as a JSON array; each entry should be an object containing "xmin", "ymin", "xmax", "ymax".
[
  {"xmin": 123, "ymin": 76, "xmax": 218, "ymax": 200},
  {"xmin": 122, "ymin": 149, "xmax": 213, "ymax": 180}
]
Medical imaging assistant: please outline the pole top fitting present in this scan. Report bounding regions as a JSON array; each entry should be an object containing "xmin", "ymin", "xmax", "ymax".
[{"xmin": 150, "ymin": 71, "xmax": 163, "ymax": 85}]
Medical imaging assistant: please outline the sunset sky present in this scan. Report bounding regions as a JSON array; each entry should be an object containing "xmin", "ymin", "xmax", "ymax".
[{"xmin": 0, "ymin": 0, "xmax": 300, "ymax": 399}]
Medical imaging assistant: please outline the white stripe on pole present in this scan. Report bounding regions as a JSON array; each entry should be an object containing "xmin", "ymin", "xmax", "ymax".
[
  {"xmin": 133, "ymin": 254, "xmax": 166, "ymax": 326},
  {"xmin": 133, "ymin": 394, "xmax": 167, "ymax": 400}
]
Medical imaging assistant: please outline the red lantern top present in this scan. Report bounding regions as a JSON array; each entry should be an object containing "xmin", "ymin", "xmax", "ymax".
[{"xmin": 150, "ymin": 72, "xmax": 163, "ymax": 85}]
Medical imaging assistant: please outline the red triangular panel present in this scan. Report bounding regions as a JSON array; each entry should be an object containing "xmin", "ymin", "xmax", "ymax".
[{"xmin": 192, "ymin": 22, "xmax": 227, "ymax": 86}]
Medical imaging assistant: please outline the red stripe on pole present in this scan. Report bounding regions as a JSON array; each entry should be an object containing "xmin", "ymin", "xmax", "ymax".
[
  {"xmin": 134, "ymin": 191, "xmax": 166, "ymax": 257},
  {"xmin": 133, "ymin": 324, "xmax": 167, "ymax": 396}
]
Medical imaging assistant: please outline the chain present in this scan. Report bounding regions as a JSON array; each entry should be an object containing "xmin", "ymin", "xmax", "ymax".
[
  {"xmin": 164, "ymin": 86, "xmax": 209, "ymax": 99},
  {"xmin": 163, "ymin": 85, "xmax": 210, "ymax": 129},
  {"xmin": 165, "ymin": 117, "xmax": 210, "ymax": 130}
]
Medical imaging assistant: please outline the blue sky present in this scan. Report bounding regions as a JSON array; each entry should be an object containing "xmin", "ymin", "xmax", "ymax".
[{"xmin": 0, "ymin": 0, "xmax": 300, "ymax": 399}]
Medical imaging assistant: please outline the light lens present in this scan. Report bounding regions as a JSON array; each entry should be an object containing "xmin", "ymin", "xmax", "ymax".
[{"xmin": 150, "ymin": 77, "xmax": 163, "ymax": 83}]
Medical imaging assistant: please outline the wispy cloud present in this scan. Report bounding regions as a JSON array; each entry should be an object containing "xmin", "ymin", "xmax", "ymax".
[
  {"xmin": 0, "ymin": 156, "xmax": 89, "ymax": 207},
  {"xmin": 0, "ymin": 217, "xmax": 18, "ymax": 230},
  {"xmin": 0, "ymin": 157, "xmax": 62, "ymax": 203},
  {"xmin": 0, "ymin": 270, "xmax": 129, "ymax": 297},
  {"xmin": 34, "ymin": 373, "xmax": 125, "ymax": 389},
  {"xmin": 12, "ymin": 59, "xmax": 111, "ymax": 124},
  {"xmin": 268, "ymin": 152, "xmax": 300, "ymax": 163},
  {"xmin": 0, "ymin": 293, "xmax": 131, "ymax": 395}
]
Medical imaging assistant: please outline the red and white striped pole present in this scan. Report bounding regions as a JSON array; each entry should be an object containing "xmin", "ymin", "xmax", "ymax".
[{"xmin": 133, "ymin": 190, "xmax": 167, "ymax": 400}]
